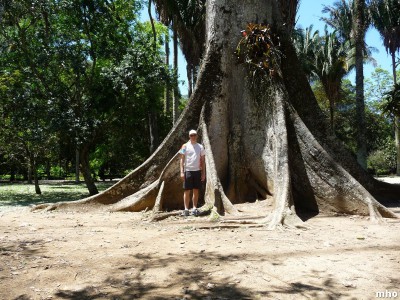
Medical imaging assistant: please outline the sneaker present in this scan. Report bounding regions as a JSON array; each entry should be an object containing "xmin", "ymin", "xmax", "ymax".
[
  {"xmin": 181, "ymin": 209, "xmax": 189, "ymax": 217},
  {"xmin": 191, "ymin": 208, "xmax": 200, "ymax": 216}
]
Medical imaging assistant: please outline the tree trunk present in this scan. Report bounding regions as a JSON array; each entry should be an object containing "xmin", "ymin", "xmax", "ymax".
[
  {"xmin": 31, "ymin": 156, "xmax": 41, "ymax": 195},
  {"xmin": 148, "ymin": 109, "xmax": 159, "ymax": 154},
  {"xmin": 396, "ymin": 117, "xmax": 400, "ymax": 176},
  {"xmin": 354, "ymin": 0, "xmax": 367, "ymax": 170},
  {"xmin": 33, "ymin": 167, "xmax": 41, "ymax": 195},
  {"xmin": 172, "ymin": 16, "xmax": 179, "ymax": 124},
  {"xmin": 164, "ymin": 30, "xmax": 171, "ymax": 114},
  {"xmin": 187, "ymin": 63, "xmax": 193, "ymax": 98},
  {"xmin": 392, "ymin": 53, "xmax": 400, "ymax": 175},
  {"xmin": 75, "ymin": 147, "xmax": 80, "ymax": 182},
  {"xmin": 80, "ymin": 145, "xmax": 98, "ymax": 196},
  {"xmin": 34, "ymin": 0, "xmax": 398, "ymax": 227},
  {"xmin": 27, "ymin": 156, "xmax": 33, "ymax": 184}
]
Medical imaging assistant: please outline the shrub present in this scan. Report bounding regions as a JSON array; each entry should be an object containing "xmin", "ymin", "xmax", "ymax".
[{"xmin": 367, "ymin": 138, "xmax": 396, "ymax": 175}]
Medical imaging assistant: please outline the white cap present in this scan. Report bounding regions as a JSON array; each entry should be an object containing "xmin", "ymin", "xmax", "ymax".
[{"xmin": 189, "ymin": 129, "xmax": 197, "ymax": 136}]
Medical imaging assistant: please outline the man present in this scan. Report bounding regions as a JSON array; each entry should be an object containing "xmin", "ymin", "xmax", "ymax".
[{"xmin": 179, "ymin": 129, "xmax": 206, "ymax": 216}]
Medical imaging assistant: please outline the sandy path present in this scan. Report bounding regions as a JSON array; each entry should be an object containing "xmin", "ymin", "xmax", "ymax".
[{"xmin": 1, "ymin": 197, "xmax": 399, "ymax": 300}]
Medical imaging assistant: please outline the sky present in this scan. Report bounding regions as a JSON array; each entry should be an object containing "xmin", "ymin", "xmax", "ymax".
[
  {"xmin": 141, "ymin": 1, "xmax": 394, "ymax": 96},
  {"xmin": 296, "ymin": 0, "xmax": 393, "ymax": 82}
]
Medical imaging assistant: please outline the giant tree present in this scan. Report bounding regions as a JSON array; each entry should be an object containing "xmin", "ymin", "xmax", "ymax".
[
  {"xmin": 370, "ymin": 0, "xmax": 400, "ymax": 175},
  {"xmin": 35, "ymin": 0, "xmax": 399, "ymax": 228}
]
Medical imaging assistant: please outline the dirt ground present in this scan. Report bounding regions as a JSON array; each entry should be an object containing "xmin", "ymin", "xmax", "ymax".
[{"xmin": 1, "ymin": 179, "xmax": 400, "ymax": 300}]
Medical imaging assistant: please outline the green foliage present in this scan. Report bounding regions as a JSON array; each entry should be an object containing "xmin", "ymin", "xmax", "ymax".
[
  {"xmin": 367, "ymin": 138, "xmax": 396, "ymax": 175},
  {"xmin": 293, "ymin": 26, "xmax": 353, "ymax": 128},
  {"xmin": 381, "ymin": 83, "xmax": 400, "ymax": 117},
  {"xmin": 0, "ymin": 0, "xmax": 177, "ymax": 188},
  {"xmin": 369, "ymin": 0, "xmax": 400, "ymax": 57},
  {"xmin": 312, "ymin": 78, "xmax": 395, "ymax": 158}
]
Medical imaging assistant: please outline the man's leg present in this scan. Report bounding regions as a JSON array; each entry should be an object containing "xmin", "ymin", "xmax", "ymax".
[
  {"xmin": 192, "ymin": 189, "xmax": 199, "ymax": 208},
  {"xmin": 184, "ymin": 190, "xmax": 191, "ymax": 210}
]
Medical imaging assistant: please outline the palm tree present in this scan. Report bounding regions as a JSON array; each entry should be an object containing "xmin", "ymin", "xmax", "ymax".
[
  {"xmin": 316, "ymin": 29, "xmax": 353, "ymax": 130},
  {"xmin": 354, "ymin": 0, "xmax": 368, "ymax": 169},
  {"xmin": 369, "ymin": 0, "xmax": 400, "ymax": 175},
  {"xmin": 322, "ymin": 0, "xmax": 355, "ymax": 42},
  {"xmin": 154, "ymin": 0, "xmax": 206, "ymax": 108},
  {"xmin": 293, "ymin": 27, "xmax": 352, "ymax": 130},
  {"xmin": 292, "ymin": 26, "xmax": 321, "ymax": 80},
  {"xmin": 322, "ymin": 0, "xmax": 370, "ymax": 169}
]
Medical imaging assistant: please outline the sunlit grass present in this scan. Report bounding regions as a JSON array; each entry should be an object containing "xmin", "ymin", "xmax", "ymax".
[{"xmin": 0, "ymin": 181, "xmax": 115, "ymax": 207}]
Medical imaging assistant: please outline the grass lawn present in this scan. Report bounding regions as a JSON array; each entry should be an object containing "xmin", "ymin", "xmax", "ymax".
[{"xmin": 0, "ymin": 181, "xmax": 115, "ymax": 207}]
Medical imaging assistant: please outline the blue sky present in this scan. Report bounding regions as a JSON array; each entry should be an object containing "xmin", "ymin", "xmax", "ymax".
[
  {"xmin": 297, "ymin": 0, "xmax": 393, "ymax": 83},
  {"xmin": 142, "ymin": 1, "xmax": 393, "ymax": 95}
]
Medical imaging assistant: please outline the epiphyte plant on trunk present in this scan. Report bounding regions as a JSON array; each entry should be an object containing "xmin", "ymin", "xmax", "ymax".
[{"xmin": 235, "ymin": 23, "xmax": 282, "ymax": 79}]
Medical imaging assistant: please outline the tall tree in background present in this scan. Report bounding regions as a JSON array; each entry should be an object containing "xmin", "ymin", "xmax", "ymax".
[
  {"xmin": 292, "ymin": 26, "xmax": 320, "ymax": 80},
  {"xmin": 322, "ymin": 0, "xmax": 369, "ymax": 169},
  {"xmin": 37, "ymin": 0, "xmax": 398, "ymax": 228},
  {"xmin": 0, "ymin": 0, "xmax": 172, "ymax": 194},
  {"xmin": 315, "ymin": 29, "xmax": 352, "ymax": 130},
  {"xmin": 370, "ymin": 0, "xmax": 400, "ymax": 175},
  {"xmin": 354, "ymin": 0, "xmax": 368, "ymax": 169},
  {"xmin": 293, "ymin": 27, "xmax": 352, "ymax": 129},
  {"xmin": 154, "ymin": 0, "xmax": 206, "ymax": 98}
]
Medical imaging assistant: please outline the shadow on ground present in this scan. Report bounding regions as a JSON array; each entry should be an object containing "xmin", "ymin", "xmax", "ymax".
[{"xmin": 0, "ymin": 181, "xmax": 114, "ymax": 207}]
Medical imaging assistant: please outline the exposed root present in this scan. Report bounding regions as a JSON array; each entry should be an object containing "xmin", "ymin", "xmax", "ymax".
[
  {"xmin": 196, "ymin": 224, "xmax": 265, "ymax": 229},
  {"xmin": 265, "ymin": 207, "xmax": 306, "ymax": 230},
  {"xmin": 287, "ymin": 103, "xmax": 398, "ymax": 221},
  {"xmin": 152, "ymin": 181, "xmax": 165, "ymax": 213},
  {"xmin": 220, "ymin": 219, "xmax": 263, "ymax": 225},
  {"xmin": 149, "ymin": 211, "xmax": 180, "ymax": 222},
  {"xmin": 108, "ymin": 180, "xmax": 159, "ymax": 212}
]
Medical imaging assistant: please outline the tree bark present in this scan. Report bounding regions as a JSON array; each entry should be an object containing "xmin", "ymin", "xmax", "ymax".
[
  {"xmin": 172, "ymin": 16, "xmax": 179, "ymax": 124},
  {"xmin": 32, "ymin": 158, "xmax": 41, "ymax": 195},
  {"xmin": 148, "ymin": 109, "xmax": 159, "ymax": 154},
  {"xmin": 164, "ymin": 30, "xmax": 171, "ymax": 114},
  {"xmin": 80, "ymin": 145, "xmax": 98, "ymax": 196},
  {"xmin": 75, "ymin": 147, "xmax": 80, "ymax": 182},
  {"xmin": 392, "ymin": 53, "xmax": 400, "ymax": 176},
  {"xmin": 33, "ymin": 0, "xmax": 398, "ymax": 227},
  {"xmin": 187, "ymin": 63, "xmax": 193, "ymax": 98},
  {"xmin": 354, "ymin": 0, "xmax": 367, "ymax": 170}
]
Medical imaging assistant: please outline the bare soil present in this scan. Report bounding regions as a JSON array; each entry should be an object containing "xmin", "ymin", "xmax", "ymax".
[{"xmin": 1, "ymin": 180, "xmax": 400, "ymax": 300}]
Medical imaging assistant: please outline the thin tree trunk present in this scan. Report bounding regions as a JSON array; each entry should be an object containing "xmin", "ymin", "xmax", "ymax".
[
  {"xmin": 33, "ymin": 166, "xmax": 41, "ymax": 195},
  {"xmin": 187, "ymin": 63, "xmax": 193, "ymax": 97},
  {"xmin": 148, "ymin": 0, "xmax": 157, "ymax": 52},
  {"xmin": 329, "ymin": 100, "xmax": 335, "ymax": 131},
  {"xmin": 31, "ymin": 156, "xmax": 41, "ymax": 194},
  {"xmin": 27, "ymin": 159, "xmax": 32, "ymax": 184},
  {"xmin": 172, "ymin": 16, "xmax": 179, "ymax": 123},
  {"xmin": 149, "ymin": 109, "xmax": 159, "ymax": 154},
  {"xmin": 354, "ymin": 0, "xmax": 367, "ymax": 170},
  {"xmin": 393, "ymin": 53, "xmax": 400, "ymax": 175},
  {"xmin": 75, "ymin": 147, "xmax": 80, "ymax": 182},
  {"xmin": 80, "ymin": 146, "xmax": 98, "ymax": 196},
  {"xmin": 164, "ymin": 30, "xmax": 171, "ymax": 114}
]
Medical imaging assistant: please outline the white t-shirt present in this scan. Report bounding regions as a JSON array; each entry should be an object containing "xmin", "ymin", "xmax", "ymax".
[{"xmin": 180, "ymin": 141, "xmax": 205, "ymax": 171}]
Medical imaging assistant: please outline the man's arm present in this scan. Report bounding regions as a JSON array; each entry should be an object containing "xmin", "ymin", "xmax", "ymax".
[{"xmin": 180, "ymin": 154, "xmax": 185, "ymax": 181}]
